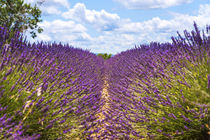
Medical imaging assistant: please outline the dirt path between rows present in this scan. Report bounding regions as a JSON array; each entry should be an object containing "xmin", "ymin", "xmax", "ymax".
[{"xmin": 90, "ymin": 78, "xmax": 110, "ymax": 139}]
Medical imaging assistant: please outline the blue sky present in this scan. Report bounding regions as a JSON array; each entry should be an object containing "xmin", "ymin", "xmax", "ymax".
[{"xmin": 25, "ymin": 0, "xmax": 210, "ymax": 54}]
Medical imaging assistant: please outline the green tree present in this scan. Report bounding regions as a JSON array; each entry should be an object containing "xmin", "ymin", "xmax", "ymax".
[
  {"xmin": 97, "ymin": 53, "xmax": 112, "ymax": 60},
  {"xmin": 0, "ymin": 0, "xmax": 43, "ymax": 39}
]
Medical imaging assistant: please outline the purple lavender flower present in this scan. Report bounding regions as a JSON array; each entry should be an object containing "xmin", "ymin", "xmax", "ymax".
[
  {"xmin": 46, "ymin": 124, "xmax": 53, "ymax": 129},
  {"xmin": 184, "ymin": 125, "xmax": 189, "ymax": 130}
]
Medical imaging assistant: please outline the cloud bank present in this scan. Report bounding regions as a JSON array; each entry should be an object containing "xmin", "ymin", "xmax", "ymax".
[
  {"xmin": 62, "ymin": 3, "xmax": 120, "ymax": 31},
  {"xmin": 114, "ymin": 0, "xmax": 193, "ymax": 9},
  {"xmin": 27, "ymin": 2, "xmax": 210, "ymax": 54}
]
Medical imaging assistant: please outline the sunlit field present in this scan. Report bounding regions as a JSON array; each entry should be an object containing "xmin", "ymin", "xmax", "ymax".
[{"xmin": 0, "ymin": 23, "xmax": 209, "ymax": 139}]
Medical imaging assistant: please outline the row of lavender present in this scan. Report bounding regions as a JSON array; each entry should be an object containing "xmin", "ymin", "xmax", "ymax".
[
  {"xmin": 106, "ymin": 23, "xmax": 210, "ymax": 139},
  {"xmin": 0, "ymin": 27, "xmax": 105, "ymax": 139}
]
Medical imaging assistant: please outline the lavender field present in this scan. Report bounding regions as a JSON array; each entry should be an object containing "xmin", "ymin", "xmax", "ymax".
[{"xmin": 0, "ymin": 23, "xmax": 209, "ymax": 140}]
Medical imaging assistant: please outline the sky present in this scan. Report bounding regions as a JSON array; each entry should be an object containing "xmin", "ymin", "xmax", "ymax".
[{"xmin": 24, "ymin": 0, "xmax": 210, "ymax": 54}]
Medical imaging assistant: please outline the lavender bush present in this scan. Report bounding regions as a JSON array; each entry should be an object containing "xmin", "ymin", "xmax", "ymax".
[
  {"xmin": 0, "ymin": 26, "xmax": 104, "ymax": 139},
  {"xmin": 106, "ymin": 23, "xmax": 210, "ymax": 139},
  {"xmin": 0, "ymin": 23, "xmax": 209, "ymax": 139}
]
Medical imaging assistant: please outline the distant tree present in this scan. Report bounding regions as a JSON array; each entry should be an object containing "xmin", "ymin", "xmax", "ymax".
[
  {"xmin": 0, "ymin": 0, "xmax": 43, "ymax": 39},
  {"xmin": 97, "ymin": 53, "xmax": 112, "ymax": 60}
]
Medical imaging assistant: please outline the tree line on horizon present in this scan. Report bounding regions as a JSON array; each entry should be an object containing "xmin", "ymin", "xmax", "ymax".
[{"xmin": 97, "ymin": 53, "xmax": 112, "ymax": 60}]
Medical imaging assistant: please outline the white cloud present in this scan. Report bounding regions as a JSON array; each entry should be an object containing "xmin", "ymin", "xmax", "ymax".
[
  {"xmin": 84, "ymin": 3, "xmax": 210, "ymax": 54},
  {"xmin": 52, "ymin": 0, "xmax": 70, "ymax": 9},
  {"xmin": 28, "ymin": 3, "xmax": 210, "ymax": 54},
  {"xmin": 42, "ymin": 6, "xmax": 62, "ymax": 15},
  {"xmin": 37, "ymin": 34, "xmax": 52, "ymax": 42},
  {"xmin": 24, "ymin": 0, "xmax": 70, "ymax": 16},
  {"xmin": 114, "ymin": 0, "xmax": 192, "ymax": 9},
  {"xmin": 62, "ymin": 3, "xmax": 120, "ymax": 31},
  {"xmin": 198, "ymin": 4, "xmax": 210, "ymax": 17},
  {"xmin": 31, "ymin": 20, "xmax": 90, "ymax": 43},
  {"xmin": 27, "ymin": 0, "xmax": 70, "ymax": 9},
  {"xmin": 24, "ymin": 0, "xmax": 36, "ymax": 4},
  {"xmin": 41, "ymin": 0, "xmax": 70, "ymax": 16},
  {"xmin": 40, "ymin": 20, "xmax": 87, "ymax": 33}
]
